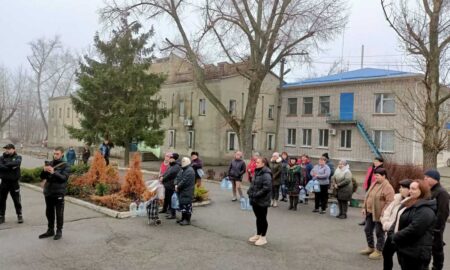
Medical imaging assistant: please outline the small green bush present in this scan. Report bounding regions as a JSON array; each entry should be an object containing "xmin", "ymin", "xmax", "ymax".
[
  {"xmin": 70, "ymin": 163, "xmax": 90, "ymax": 176},
  {"xmin": 194, "ymin": 185, "xmax": 209, "ymax": 202},
  {"xmin": 20, "ymin": 167, "xmax": 43, "ymax": 183},
  {"xmin": 95, "ymin": 182, "xmax": 110, "ymax": 196}
]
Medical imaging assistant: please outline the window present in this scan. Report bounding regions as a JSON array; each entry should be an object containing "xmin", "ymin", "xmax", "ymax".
[
  {"xmin": 227, "ymin": 132, "xmax": 237, "ymax": 151},
  {"xmin": 179, "ymin": 100, "xmax": 185, "ymax": 116},
  {"xmin": 287, "ymin": 98, "xmax": 297, "ymax": 115},
  {"xmin": 303, "ymin": 97, "xmax": 313, "ymax": 115},
  {"xmin": 229, "ymin": 99, "xmax": 237, "ymax": 115},
  {"xmin": 187, "ymin": 131, "xmax": 194, "ymax": 149},
  {"xmin": 199, "ymin": 99, "xmax": 206, "ymax": 115},
  {"xmin": 373, "ymin": 130, "xmax": 395, "ymax": 152},
  {"xmin": 319, "ymin": 96, "xmax": 330, "ymax": 115},
  {"xmin": 340, "ymin": 130, "xmax": 352, "ymax": 148},
  {"xmin": 160, "ymin": 101, "xmax": 167, "ymax": 110},
  {"xmin": 168, "ymin": 130, "xmax": 176, "ymax": 147},
  {"xmin": 59, "ymin": 108, "xmax": 62, "ymax": 118},
  {"xmin": 51, "ymin": 108, "xmax": 55, "ymax": 119},
  {"xmin": 268, "ymin": 105, "xmax": 274, "ymax": 120},
  {"xmin": 287, "ymin": 128, "xmax": 296, "ymax": 145},
  {"xmin": 302, "ymin": 129, "xmax": 312, "ymax": 146},
  {"xmin": 318, "ymin": 129, "xmax": 329, "ymax": 147},
  {"xmin": 375, "ymin": 93, "xmax": 395, "ymax": 113},
  {"xmin": 252, "ymin": 133, "xmax": 257, "ymax": 150},
  {"xmin": 267, "ymin": 133, "xmax": 275, "ymax": 150},
  {"xmin": 67, "ymin": 107, "xmax": 70, "ymax": 118}
]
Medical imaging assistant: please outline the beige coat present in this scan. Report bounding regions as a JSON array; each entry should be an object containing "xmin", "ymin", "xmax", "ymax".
[
  {"xmin": 380, "ymin": 194, "xmax": 410, "ymax": 231},
  {"xmin": 363, "ymin": 179, "xmax": 395, "ymax": 222}
]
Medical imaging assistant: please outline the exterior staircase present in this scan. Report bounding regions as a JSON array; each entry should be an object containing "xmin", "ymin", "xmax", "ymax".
[{"xmin": 356, "ymin": 121, "xmax": 382, "ymax": 158}]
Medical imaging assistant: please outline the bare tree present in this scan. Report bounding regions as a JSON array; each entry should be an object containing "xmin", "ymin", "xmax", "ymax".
[
  {"xmin": 102, "ymin": 0, "xmax": 348, "ymax": 157},
  {"xmin": 0, "ymin": 66, "xmax": 24, "ymax": 136},
  {"xmin": 27, "ymin": 36, "xmax": 77, "ymax": 137},
  {"xmin": 381, "ymin": 0, "xmax": 450, "ymax": 168}
]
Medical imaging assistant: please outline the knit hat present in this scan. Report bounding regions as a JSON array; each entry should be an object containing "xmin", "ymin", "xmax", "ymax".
[
  {"xmin": 181, "ymin": 157, "xmax": 191, "ymax": 167},
  {"xmin": 322, "ymin": 153, "xmax": 330, "ymax": 160},
  {"xmin": 171, "ymin": 153, "xmax": 179, "ymax": 160},
  {"xmin": 399, "ymin": 179, "xmax": 413, "ymax": 188},
  {"xmin": 424, "ymin": 169, "xmax": 440, "ymax": 181}
]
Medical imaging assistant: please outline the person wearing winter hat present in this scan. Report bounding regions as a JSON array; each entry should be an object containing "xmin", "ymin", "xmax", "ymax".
[
  {"xmin": 160, "ymin": 153, "xmax": 181, "ymax": 219},
  {"xmin": 268, "ymin": 152, "xmax": 282, "ymax": 207},
  {"xmin": 286, "ymin": 156, "xmax": 302, "ymax": 211},
  {"xmin": 424, "ymin": 169, "xmax": 449, "ymax": 270},
  {"xmin": 175, "ymin": 157, "xmax": 195, "ymax": 225}
]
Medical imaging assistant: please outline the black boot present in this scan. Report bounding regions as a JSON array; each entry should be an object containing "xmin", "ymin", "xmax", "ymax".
[
  {"xmin": 177, "ymin": 213, "xmax": 185, "ymax": 224},
  {"xmin": 17, "ymin": 215, "xmax": 23, "ymax": 224},
  {"xmin": 53, "ymin": 230, "xmax": 62, "ymax": 240},
  {"xmin": 293, "ymin": 197, "xmax": 298, "ymax": 211},
  {"xmin": 0, "ymin": 216, "xmax": 4, "ymax": 224},
  {"xmin": 288, "ymin": 196, "xmax": 294, "ymax": 210},
  {"xmin": 39, "ymin": 229, "xmax": 55, "ymax": 239},
  {"xmin": 180, "ymin": 213, "xmax": 191, "ymax": 226}
]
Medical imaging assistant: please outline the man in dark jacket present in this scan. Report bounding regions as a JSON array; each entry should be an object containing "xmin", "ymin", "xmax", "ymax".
[
  {"xmin": 424, "ymin": 170, "xmax": 449, "ymax": 270},
  {"xmin": 160, "ymin": 153, "xmax": 181, "ymax": 219},
  {"xmin": 190, "ymin": 151, "xmax": 203, "ymax": 187},
  {"xmin": 0, "ymin": 144, "xmax": 23, "ymax": 224},
  {"xmin": 39, "ymin": 146, "xmax": 71, "ymax": 240},
  {"xmin": 228, "ymin": 151, "xmax": 246, "ymax": 201},
  {"xmin": 175, "ymin": 157, "xmax": 195, "ymax": 226},
  {"xmin": 99, "ymin": 139, "xmax": 111, "ymax": 165}
]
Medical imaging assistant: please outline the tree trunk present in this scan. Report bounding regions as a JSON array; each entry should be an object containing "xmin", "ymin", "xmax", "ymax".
[
  {"xmin": 422, "ymin": 100, "xmax": 440, "ymax": 169},
  {"xmin": 124, "ymin": 143, "xmax": 130, "ymax": 167}
]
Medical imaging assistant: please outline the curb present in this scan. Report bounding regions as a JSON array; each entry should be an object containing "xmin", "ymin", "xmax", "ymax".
[{"xmin": 20, "ymin": 183, "xmax": 211, "ymax": 219}]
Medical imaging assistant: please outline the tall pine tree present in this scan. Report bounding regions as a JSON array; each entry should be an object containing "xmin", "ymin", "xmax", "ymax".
[{"xmin": 68, "ymin": 16, "xmax": 167, "ymax": 165}]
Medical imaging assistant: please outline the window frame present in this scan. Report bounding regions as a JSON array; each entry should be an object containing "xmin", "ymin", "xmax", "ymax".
[
  {"xmin": 373, "ymin": 130, "xmax": 395, "ymax": 153},
  {"xmin": 302, "ymin": 129, "xmax": 312, "ymax": 147},
  {"xmin": 268, "ymin": 105, "xmax": 274, "ymax": 120},
  {"xmin": 168, "ymin": 130, "xmax": 176, "ymax": 148},
  {"xmin": 227, "ymin": 131, "xmax": 238, "ymax": 151},
  {"xmin": 318, "ymin": 129, "xmax": 329, "ymax": 147},
  {"xmin": 287, "ymin": 128, "xmax": 296, "ymax": 146},
  {"xmin": 179, "ymin": 100, "xmax": 185, "ymax": 116},
  {"xmin": 187, "ymin": 130, "xmax": 194, "ymax": 149},
  {"xmin": 287, "ymin": 98, "xmax": 298, "ymax": 115},
  {"xmin": 267, "ymin": 133, "xmax": 275, "ymax": 150},
  {"xmin": 303, "ymin": 97, "xmax": 313, "ymax": 115},
  {"xmin": 319, "ymin": 96, "xmax": 330, "ymax": 116},
  {"xmin": 229, "ymin": 99, "xmax": 237, "ymax": 115},
  {"xmin": 199, "ymin": 98, "xmax": 206, "ymax": 116},
  {"xmin": 340, "ymin": 129, "xmax": 352, "ymax": 149},
  {"xmin": 375, "ymin": 93, "xmax": 395, "ymax": 114}
]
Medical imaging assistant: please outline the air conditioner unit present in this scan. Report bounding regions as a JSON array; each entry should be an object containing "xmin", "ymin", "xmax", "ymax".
[
  {"xmin": 184, "ymin": 119, "xmax": 193, "ymax": 126},
  {"xmin": 329, "ymin": 129, "xmax": 337, "ymax": 136}
]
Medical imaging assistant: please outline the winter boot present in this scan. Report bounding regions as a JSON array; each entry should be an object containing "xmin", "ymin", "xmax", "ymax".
[
  {"xmin": 17, "ymin": 215, "xmax": 23, "ymax": 224},
  {"xmin": 39, "ymin": 229, "xmax": 55, "ymax": 239},
  {"xmin": 53, "ymin": 230, "xmax": 62, "ymax": 240},
  {"xmin": 179, "ymin": 214, "xmax": 191, "ymax": 226},
  {"xmin": 255, "ymin": 236, "xmax": 267, "ymax": 246},
  {"xmin": 288, "ymin": 197, "xmax": 294, "ymax": 210},
  {"xmin": 293, "ymin": 197, "xmax": 298, "ymax": 211}
]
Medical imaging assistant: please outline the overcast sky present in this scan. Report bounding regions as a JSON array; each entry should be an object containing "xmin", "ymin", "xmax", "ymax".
[{"xmin": 0, "ymin": 0, "xmax": 413, "ymax": 82}]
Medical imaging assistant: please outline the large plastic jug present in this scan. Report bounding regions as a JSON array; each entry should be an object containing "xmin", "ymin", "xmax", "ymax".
[
  {"xmin": 138, "ymin": 202, "xmax": 146, "ymax": 216},
  {"xmin": 240, "ymin": 198, "xmax": 247, "ymax": 210},
  {"xmin": 220, "ymin": 177, "xmax": 228, "ymax": 189},
  {"xmin": 171, "ymin": 192, "xmax": 179, "ymax": 210},
  {"xmin": 330, "ymin": 202, "xmax": 338, "ymax": 217},
  {"xmin": 245, "ymin": 197, "xmax": 252, "ymax": 210},
  {"xmin": 226, "ymin": 179, "xmax": 233, "ymax": 190},
  {"xmin": 129, "ymin": 202, "xmax": 137, "ymax": 217}
]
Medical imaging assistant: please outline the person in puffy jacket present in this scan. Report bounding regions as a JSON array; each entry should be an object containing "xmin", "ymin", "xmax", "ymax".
[
  {"xmin": 331, "ymin": 159, "xmax": 353, "ymax": 219},
  {"xmin": 311, "ymin": 157, "xmax": 331, "ymax": 214},
  {"xmin": 392, "ymin": 180, "xmax": 436, "ymax": 270},
  {"xmin": 381, "ymin": 179, "xmax": 412, "ymax": 270},
  {"xmin": 228, "ymin": 151, "xmax": 246, "ymax": 201},
  {"xmin": 0, "ymin": 144, "xmax": 23, "ymax": 224},
  {"xmin": 247, "ymin": 157, "xmax": 272, "ymax": 246},
  {"xmin": 286, "ymin": 156, "xmax": 302, "ymax": 211},
  {"xmin": 175, "ymin": 157, "xmax": 195, "ymax": 226},
  {"xmin": 190, "ymin": 151, "xmax": 203, "ymax": 187},
  {"xmin": 160, "ymin": 153, "xmax": 181, "ymax": 219},
  {"xmin": 38, "ymin": 146, "xmax": 71, "ymax": 240},
  {"xmin": 268, "ymin": 152, "xmax": 282, "ymax": 207}
]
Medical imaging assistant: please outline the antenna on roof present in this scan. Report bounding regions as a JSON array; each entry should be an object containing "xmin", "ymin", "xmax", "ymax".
[{"xmin": 361, "ymin": 45, "xmax": 364, "ymax": 69}]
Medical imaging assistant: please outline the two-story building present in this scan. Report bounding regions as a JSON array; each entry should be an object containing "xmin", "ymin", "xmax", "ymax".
[
  {"xmin": 48, "ymin": 54, "xmax": 280, "ymax": 164},
  {"xmin": 279, "ymin": 68, "xmax": 426, "ymax": 166}
]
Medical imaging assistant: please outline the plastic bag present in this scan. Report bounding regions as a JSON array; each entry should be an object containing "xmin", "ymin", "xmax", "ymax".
[
  {"xmin": 313, "ymin": 180, "xmax": 321, "ymax": 193},
  {"xmin": 171, "ymin": 192, "xmax": 179, "ymax": 210},
  {"xmin": 221, "ymin": 177, "xmax": 233, "ymax": 190},
  {"xmin": 197, "ymin": 168, "xmax": 205, "ymax": 178}
]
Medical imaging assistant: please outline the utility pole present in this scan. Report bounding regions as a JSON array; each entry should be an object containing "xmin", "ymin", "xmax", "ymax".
[
  {"xmin": 361, "ymin": 45, "xmax": 365, "ymax": 69},
  {"xmin": 275, "ymin": 58, "xmax": 289, "ymax": 151}
]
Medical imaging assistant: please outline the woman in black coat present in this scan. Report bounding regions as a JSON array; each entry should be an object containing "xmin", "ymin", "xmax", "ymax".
[
  {"xmin": 392, "ymin": 180, "xmax": 436, "ymax": 270},
  {"xmin": 175, "ymin": 157, "xmax": 196, "ymax": 226},
  {"xmin": 247, "ymin": 157, "xmax": 272, "ymax": 246}
]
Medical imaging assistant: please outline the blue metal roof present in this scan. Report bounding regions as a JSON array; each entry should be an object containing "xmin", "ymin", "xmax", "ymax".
[{"xmin": 283, "ymin": 68, "xmax": 419, "ymax": 88}]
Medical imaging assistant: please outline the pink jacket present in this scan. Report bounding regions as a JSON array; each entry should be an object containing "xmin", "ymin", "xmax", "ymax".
[{"xmin": 363, "ymin": 166, "xmax": 379, "ymax": 191}]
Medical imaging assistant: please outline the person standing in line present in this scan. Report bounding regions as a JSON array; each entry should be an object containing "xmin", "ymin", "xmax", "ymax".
[
  {"xmin": 359, "ymin": 157, "xmax": 384, "ymax": 226},
  {"xmin": 0, "ymin": 144, "xmax": 23, "ymax": 224},
  {"xmin": 159, "ymin": 153, "xmax": 181, "ymax": 219},
  {"xmin": 228, "ymin": 151, "xmax": 246, "ymax": 201},
  {"xmin": 190, "ymin": 151, "xmax": 203, "ymax": 187},
  {"xmin": 175, "ymin": 157, "xmax": 195, "ymax": 226},
  {"xmin": 380, "ymin": 179, "xmax": 412, "ymax": 270},
  {"xmin": 279, "ymin": 152, "xmax": 289, "ymax": 202},
  {"xmin": 81, "ymin": 145, "xmax": 91, "ymax": 164},
  {"xmin": 286, "ymin": 156, "xmax": 302, "ymax": 211},
  {"xmin": 38, "ymin": 147, "xmax": 71, "ymax": 240},
  {"xmin": 360, "ymin": 168, "xmax": 395, "ymax": 260},
  {"xmin": 99, "ymin": 139, "xmax": 111, "ymax": 165},
  {"xmin": 268, "ymin": 152, "xmax": 282, "ymax": 207},
  {"xmin": 247, "ymin": 157, "xmax": 272, "ymax": 246},
  {"xmin": 423, "ymin": 170, "xmax": 449, "ymax": 270},
  {"xmin": 247, "ymin": 152, "xmax": 260, "ymax": 183},
  {"xmin": 322, "ymin": 153, "xmax": 334, "ymax": 178},
  {"xmin": 159, "ymin": 152, "xmax": 172, "ymax": 178},
  {"xmin": 300, "ymin": 154, "xmax": 313, "ymax": 204},
  {"xmin": 393, "ymin": 180, "xmax": 436, "ymax": 270},
  {"xmin": 331, "ymin": 159, "xmax": 353, "ymax": 219},
  {"xmin": 311, "ymin": 156, "xmax": 331, "ymax": 214}
]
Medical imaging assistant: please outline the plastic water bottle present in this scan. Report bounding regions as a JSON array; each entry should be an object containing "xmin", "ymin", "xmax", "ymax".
[
  {"xmin": 220, "ymin": 178, "xmax": 227, "ymax": 189},
  {"xmin": 226, "ymin": 179, "xmax": 233, "ymax": 190},
  {"xmin": 129, "ymin": 202, "xmax": 137, "ymax": 217},
  {"xmin": 240, "ymin": 198, "xmax": 247, "ymax": 210},
  {"xmin": 330, "ymin": 202, "xmax": 338, "ymax": 217},
  {"xmin": 299, "ymin": 188, "xmax": 306, "ymax": 202},
  {"xmin": 246, "ymin": 198, "xmax": 252, "ymax": 210},
  {"xmin": 138, "ymin": 202, "xmax": 146, "ymax": 217}
]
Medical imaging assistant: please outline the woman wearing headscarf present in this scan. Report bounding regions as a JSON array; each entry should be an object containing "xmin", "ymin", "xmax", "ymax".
[{"xmin": 331, "ymin": 159, "xmax": 353, "ymax": 219}]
